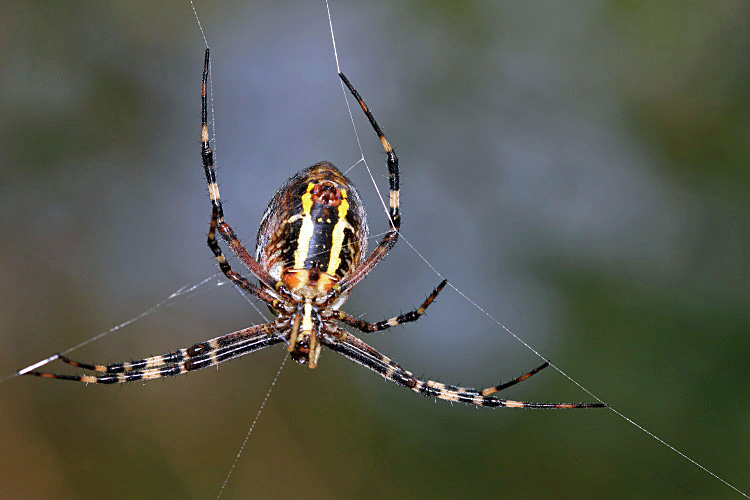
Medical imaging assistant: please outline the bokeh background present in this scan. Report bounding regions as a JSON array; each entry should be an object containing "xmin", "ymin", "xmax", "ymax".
[{"xmin": 2, "ymin": 1, "xmax": 749, "ymax": 499}]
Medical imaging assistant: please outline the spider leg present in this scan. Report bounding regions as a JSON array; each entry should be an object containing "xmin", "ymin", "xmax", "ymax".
[
  {"xmin": 54, "ymin": 351, "xmax": 185, "ymax": 374},
  {"xmin": 200, "ymin": 49, "xmax": 285, "ymax": 298},
  {"xmin": 207, "ymin": 205, "xmax": 288, "ymax": 310},
  {"xmin": 321, "ymin": 326, "xmax": 605, "ymax": 409},
  {"xmin": 316, "ymin": 73, "xmax": 401, "ymax": 307},
  {"xmin": 28, "ymin": 320, "xmax": 288, "ymax": 384},
  {"xmin": 480, "ymin": 361, "xmax": 549, "ymax": 396},
  {"xmin": 332, "ymin": 279, "xmax": 447, "ymax": 333}
]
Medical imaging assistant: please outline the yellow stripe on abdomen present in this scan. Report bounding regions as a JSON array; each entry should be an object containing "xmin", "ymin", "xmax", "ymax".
[
  {"xmin": 326, "ymin": 189, "xmax": 350, "ymax": 275},
  {"xmin": 293, "ymin": 183, "xmax": 316, "ymax": 269}
]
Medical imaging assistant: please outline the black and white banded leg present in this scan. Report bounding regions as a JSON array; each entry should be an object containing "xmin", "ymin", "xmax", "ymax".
[
  {"xmin": 321, "ymin": 325, "xmax": 605, "ymax": 409},
  {"xmin": 29, "ymin": 320, "xmax": 288, "ymax": 384},
  {"xmin": 332, "ymin": 279, "xmax": 447, "ymax": 333}
]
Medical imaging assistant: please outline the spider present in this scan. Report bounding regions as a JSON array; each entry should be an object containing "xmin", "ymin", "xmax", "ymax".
[{"xmin": 30, "ymin": 49, "xmax": 605, "ymax": 410}]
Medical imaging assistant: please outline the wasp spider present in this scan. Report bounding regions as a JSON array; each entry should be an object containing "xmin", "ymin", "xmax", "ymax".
[{"xmin": 30, "ymin": 50, "xmax": 605, "ymax": 410}]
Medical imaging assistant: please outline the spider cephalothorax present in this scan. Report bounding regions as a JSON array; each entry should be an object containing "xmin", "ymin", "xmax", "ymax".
[{"xmin": 29, "ymin": 49, "xmax": 605, "ymax": 410}]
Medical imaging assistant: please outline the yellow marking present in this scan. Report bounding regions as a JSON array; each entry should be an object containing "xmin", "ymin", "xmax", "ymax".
[
  {"xmin": 145, "ymin": 357, "xmax": 164, "ymax": 369},
  {"xmin": 208, "ymin": 182, "xmax": 220, "ymax": 201},
  {"xmin": 301, "ymin": 302, "xmax": 313, "ymax": 332},
  {"xmin": 504, "ymin": 400, "xmax": 525, "ymax": 408},
  {"xmin": 380, "ymin": 136, "xmax": 393, "ymax": 152},
  {"xmin": 202, "ymin": 124, "xmax": 209, "ymax": 143},
  {"xmin": 81, "ymin": 375, "xmax": 97, "ymax": 384},
  {"xmin": 293, "ymin": 183, "xmax": 316, "ymax": 268},
  {"xmin": 326, "ymin": 189, "xmax": 350, "ymax": 275},
  {"xmin": 142, "ymin": 371, "xmax": 162, "ymax": 380},
  {"xmin": 216, "ymin": 254, "xmax": 226, "ymax": 263},
  {"xmin": 387, "ymin": 318, "xmax": 399, "ymax": 327},
  {"xmin": 389, "ymin": 190, "xmax": 400, "ymax": 209}
]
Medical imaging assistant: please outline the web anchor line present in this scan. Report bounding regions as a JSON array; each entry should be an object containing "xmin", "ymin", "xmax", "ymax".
[
  {"xmin": 216, "ymin": 356, "xmax": 288, "ymax": 500},
  {"xmin": 3, "ymin": 273, "xmax": 224, "ymax": 384},
  {"xmin": 325, "ymin": 0, "xmax": 748, "ymax": 497}
]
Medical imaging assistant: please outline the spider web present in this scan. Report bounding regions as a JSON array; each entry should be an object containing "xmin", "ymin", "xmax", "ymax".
[{"xmin": 6, "ymin": 1, "xmax": 747, "ymax": 499}]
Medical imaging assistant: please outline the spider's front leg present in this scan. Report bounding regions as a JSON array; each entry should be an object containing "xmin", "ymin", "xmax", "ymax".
[
  {"xmin": 28, "ymin": 320, "xmax": 289, "ymax": 384},
  {"xmin": 321, "ymin": 325, "xmax": 605, "ymax": 409}
]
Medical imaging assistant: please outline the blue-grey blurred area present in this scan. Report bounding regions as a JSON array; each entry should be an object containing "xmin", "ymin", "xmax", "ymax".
[{"xmin": 1, "ymin": 1, "xmax": 749, "ymax": 499}]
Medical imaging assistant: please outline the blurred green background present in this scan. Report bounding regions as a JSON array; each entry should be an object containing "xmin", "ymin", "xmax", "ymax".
[{"xmin": 2, "ymin": 1, "xmax": 749, "ymax": 499}]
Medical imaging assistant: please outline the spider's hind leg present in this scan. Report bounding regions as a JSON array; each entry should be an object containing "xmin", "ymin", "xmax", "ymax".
[{"xmin": 321, "ymin": 326, "xmax": 605, "ymax": 409}]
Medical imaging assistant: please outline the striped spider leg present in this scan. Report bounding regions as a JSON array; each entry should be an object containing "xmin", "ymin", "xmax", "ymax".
[
  {"xmin": 321, "ymin": 325, "xmax": 605, "ymax": 409},
  {"xmin": 30, "ymin": 320, "xmax": 288, "ymax": 384},
  {"xmin": 328, "ymin": 279, "xmax": 448, "ymax": 333}
]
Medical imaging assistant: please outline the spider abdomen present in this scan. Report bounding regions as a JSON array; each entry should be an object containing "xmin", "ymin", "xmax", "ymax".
[{"xmin": 256, "ymin": 162, "xmax": 368, "ymax": 298}]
